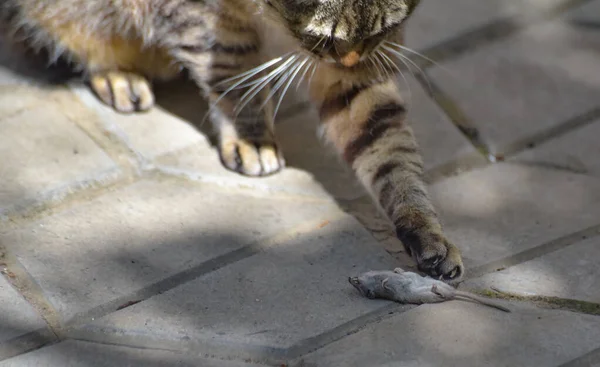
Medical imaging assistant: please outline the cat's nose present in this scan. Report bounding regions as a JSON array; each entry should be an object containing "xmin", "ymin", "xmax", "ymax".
[{"xmin": 339, "ymin": 51, "xmax": 361, "ymax": 67}]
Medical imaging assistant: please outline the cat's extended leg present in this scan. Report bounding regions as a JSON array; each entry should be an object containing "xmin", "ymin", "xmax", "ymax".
[
  {"xmin": 165, "ymin": 3, "xmax": 284, "ymax": 177},
  {"xmin": 314, "ymin": 76, "xmax": 464, "ymax": 282}
]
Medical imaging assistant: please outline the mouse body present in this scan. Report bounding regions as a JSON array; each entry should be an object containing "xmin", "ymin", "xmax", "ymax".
[{"xmin": 349, "ymin": 267, "xmax": 510, "ymax": 312}]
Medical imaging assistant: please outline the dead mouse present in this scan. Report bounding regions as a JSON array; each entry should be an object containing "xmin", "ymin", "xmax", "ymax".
[{"xmin": 349, "ymin": 267, "xmax": 510, "ymax": 313}]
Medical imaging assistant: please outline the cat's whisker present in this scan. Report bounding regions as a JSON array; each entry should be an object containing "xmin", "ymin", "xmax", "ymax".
[
  {"xmin": 378, "ymin": 49, "xmax": 401, "ymax": 75},
  {"xmin": 295, "ymin": 57, "xmax": 314, "ymax": 91},
  {"xmin": 382, "ymin": 45, "xmax": 432, "ymax": 94},
  {"xmin": 381, "ymin": 45, "xmax": 422, "ymax": 75},
  {"xmin": 310, "ymin": 35, "xmax": 328, "ymax": 53},
  {"xmin": 214, "ymin": 53, "xmax": 290, "ymax": 87},
  {"xmin": 367, "ymin": 57, "xmax": 381, "ymax": 81},
  {"xmin": 273, "ymin": 56, "xmax": 310, "ymax": 120},
  {"xmin": 380, "ymin": 48, "xmax": 418, "ymax": 86},
  {"xmin": 260, "ymin": 57, "xmax": 304, "ymax": 110},
  {"xmin": 208, "ymin": 53, "xmax": 295, "ymax": 118},
  {"xmin": 377, "ymin": 50, "xmax": 412, "ymax": 109},
  {"xmin": 383, "ymin": 41, "xmax": 439, "ymax": 68},
  {"xmin": 307, "ymin": 61, "xmax": 319, "ymax": 90},
  {"xmin": 384, "ymin": 41, "xmax": 457, "ymax": 81},
  {"xmin": 261, "ymin": 56, "xmax": 307, "ymax": 113},
  {"xmin": 373, "ymin": 52, "xmax": 390, "ymax": 80},
  {"xmin": 234, "ymin": 55, "xmax": 298, "ymax": 116}
]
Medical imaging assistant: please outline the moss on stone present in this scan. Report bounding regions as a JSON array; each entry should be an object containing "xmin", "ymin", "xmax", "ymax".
[{"xmin": 471, "ymin": 288, "xmax": 600, "ymax": 316}]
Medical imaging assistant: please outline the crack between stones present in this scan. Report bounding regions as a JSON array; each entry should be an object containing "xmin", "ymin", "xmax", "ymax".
[
  {"xmin": 466, "ymin": 223, "xmax": 600, "ymax": 281},
  {"xmin": 558, "ymin": 345, "xmax": 600, "ymax": 367},
  {"xmin": 499, "ymin": 106, "xmax": 600, "ymax": 160},
  {"xmin": 63, "ymin": 213, "xmax": 346, "ymax": 327},
  {"xmin": 415, "ymin": 0, "xmax": 597, "ymax": 69}
]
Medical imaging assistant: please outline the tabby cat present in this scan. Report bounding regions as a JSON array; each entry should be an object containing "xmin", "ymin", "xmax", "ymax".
[{"xmin": 1, "ymin": 0, "xmax": 464, "ymax": 282}]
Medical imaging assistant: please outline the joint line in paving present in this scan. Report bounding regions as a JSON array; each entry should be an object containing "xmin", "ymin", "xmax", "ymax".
[
  {"xmin": 466, "ymin": 223, "xmax": 600, "ymax": 280},
  {"xmin": 558, "ymin": 345, "xmax": 600, "ymax": 367},
  {"xmin": 416, "ymin": 0, "xmax": 597, "ymax": 68},
  {"xmin": 414, "ymin": 73, "xmax": 495, "ymax": 161},
  {"xmin": 64, "ymin": 213, "xmax": 347, "ymax": 327},
  {"xmin": 499, "ymin": 105, "xmax": 600, "ymax": 159}
]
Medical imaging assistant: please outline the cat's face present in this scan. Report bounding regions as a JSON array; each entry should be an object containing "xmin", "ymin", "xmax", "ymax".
[{"xmin": 260, "ymin": 0, "xmax": 419, "ymax": 68}]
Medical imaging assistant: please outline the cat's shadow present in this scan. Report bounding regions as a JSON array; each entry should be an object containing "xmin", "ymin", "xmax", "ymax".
[
  {"xmin": 0, "ymin": 30, "xmax": 359, "ymax": 203},
  {"xmin": 153, "ymin": 75, "xmax": 365, "ymax": 202}
]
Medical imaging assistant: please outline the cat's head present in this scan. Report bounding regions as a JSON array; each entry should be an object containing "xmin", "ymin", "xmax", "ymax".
[{"xmin": 259, "ymin": 0, "xmax": 420, "ymax": 68}]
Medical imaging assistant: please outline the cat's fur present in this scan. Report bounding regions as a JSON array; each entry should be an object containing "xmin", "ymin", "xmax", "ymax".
[{"xmin": 0, "ymin": 0, "xmax": 464, "ymax": 281}]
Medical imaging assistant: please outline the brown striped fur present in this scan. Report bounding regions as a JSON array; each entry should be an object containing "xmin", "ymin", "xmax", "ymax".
[{"xmin": 1, "ymin": 0, "xmax": 464, "ymax": 282}]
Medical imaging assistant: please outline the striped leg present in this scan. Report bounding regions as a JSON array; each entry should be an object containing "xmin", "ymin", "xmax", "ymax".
[
  {"xmin": 165, "ymin": 3, "xmax": 284, "ymax": 177},
  {"xmin": 317, "ymin": 78, "xmax": 464, "ymax": 282}
]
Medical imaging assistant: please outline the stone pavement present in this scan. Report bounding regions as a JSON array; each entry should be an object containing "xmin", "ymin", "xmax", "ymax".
[{"xmin": 1, "ymin": 0, "xmax": 600, "ymax": 366}]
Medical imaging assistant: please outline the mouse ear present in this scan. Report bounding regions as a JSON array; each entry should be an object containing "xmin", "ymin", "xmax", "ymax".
[
  {"xmin": 393, "ymin": 267, "xmax": 405, "ymax": 274},
  {"xmin": 382, "ymin": 278, "xmax": 391, "ymax": 291}
]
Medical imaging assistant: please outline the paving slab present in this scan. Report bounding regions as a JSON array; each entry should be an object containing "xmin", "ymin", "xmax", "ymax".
[
  {"xmin": 72, "ymin": 216, "xmax": 400, "ymax": 360},
  {"xmin": 0, "ymin": 179, "xmax": 343, "ymax": 324},
  {"xmin": 512, "ymin": 119, "xmax": 600, "ymax": 176},
  {"xmin": 298, "ymin": 301, "xmax": 600, "ymax": 367},
  {"xmin": 405, "ymin": 0, "xmax": 565, "ymax": 50},
  {"xmin": 0, "ymin": 275, "xmax": 47, "ymax": 346},
  {"xmin": 427, "ymin": 163, "xmax": 600, "ymax": 269},
  {"xmin": 0, "ymin": 87, "xmax": 121, "ymax": 216},
  {"xmin": 428, "ymin": 17, "xmax": 600, "ymax": 155},
  {"xmin": 0, "ymin": 340, "xmax": 264, "ymax": 367},
  {"xmin": 465, "ymin": 235, "xmax": 600, "ymax": 303}
]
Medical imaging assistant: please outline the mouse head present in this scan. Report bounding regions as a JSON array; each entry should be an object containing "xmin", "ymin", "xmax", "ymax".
[{"xmin": 348, "ymin": 271, "xmax": 395, "ymax": 299}]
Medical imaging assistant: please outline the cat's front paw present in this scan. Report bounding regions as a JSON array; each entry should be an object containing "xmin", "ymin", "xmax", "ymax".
[
  {"xmin": 89, "ymin": 71, "xmax": 154, "ymax": 113},
  {"xmin": 218, "ymin": 137, "xmax": 285, "ymax": 177},
  {"xmin": 399, "ymin": 230, "xmax": 464, "ymax": 283}
]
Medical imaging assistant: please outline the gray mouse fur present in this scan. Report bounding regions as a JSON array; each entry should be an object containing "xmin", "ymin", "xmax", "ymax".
[{"xmin": 349, "ymin": 267, "xmax": 510, "ymax": 313}]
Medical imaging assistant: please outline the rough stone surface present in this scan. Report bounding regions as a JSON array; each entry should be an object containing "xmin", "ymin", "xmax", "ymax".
[
  {"xmin": 299, "ymin": 302, "xmax": 600, "ymax": 367},
  {"xmin": 0, "ymin": 340, "xmax": 264, "ymax": 367},
  {"xmin": 428, "ymin": 18, "xmax": 600, "ymax": 154},
  {"xmin": 76, "ymin": 216, "xmax": 399, "ymax": 355},
  {"xmin": 512, "ymin": 119, "xmax": 600, "ymax": 176},
  {"xmin": 428, "ymin": 163, "xmax": 600, "ymax": 268},
  {"xmin": 1, "ymin": 179, "xmax": 343, "ymax": 323},
  {"xmin": 465, "ymin": 236, "xmax": 600, "ymax": 303},
  {"xmin": 0, "ymin": 276, "xmax": 46, "ymax": 344},
  {"xmin": 0, "ymin": 87, "xmax": 120, "ymax": 215}
]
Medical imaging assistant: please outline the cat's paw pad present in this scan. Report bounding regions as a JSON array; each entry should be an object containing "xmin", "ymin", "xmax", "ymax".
[
  {"xmin": 411, "ymin": 235, "xmax": 464, "ymax": 283},
  {"xmin": 219, "ymin": 138, "xmax": 285, "ymax": 177},
  {"xmin": 89, "ymin": 71, "xmax": 154, "ymax": 113}
]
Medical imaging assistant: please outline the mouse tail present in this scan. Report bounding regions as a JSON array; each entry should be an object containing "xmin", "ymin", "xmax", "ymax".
[{"xmin": 454, "ymin": 291, "xmax": 511, "ymax": 313}]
